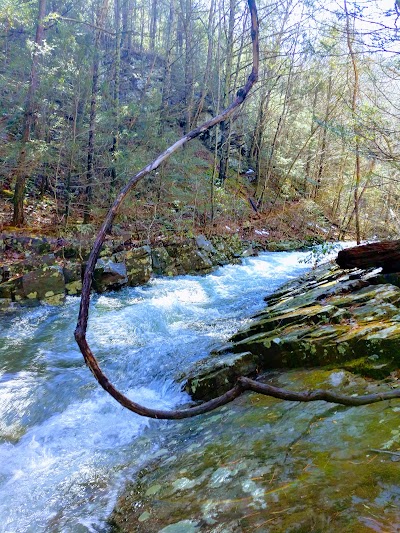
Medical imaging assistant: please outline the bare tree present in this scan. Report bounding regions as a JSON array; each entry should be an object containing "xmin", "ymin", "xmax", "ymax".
[
  {"xmin": 12, "ymin": 0, "xmax": 47, "ymax": 226},
  {"xmin": 83, "ymin": 0, "xmax": 109, "ymax": 224},
  {"xmin": 75, "ymin": 0, "xmax": 400, "ymax": 419},
  {"xmin": 344, "ymin": 0, "xmax": 362, "ymax": 244}
]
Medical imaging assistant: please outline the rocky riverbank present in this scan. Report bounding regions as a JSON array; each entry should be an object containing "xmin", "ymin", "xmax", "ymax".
[
  {"xmin": 0, "ymin": 232, "xmax": 315, "ymax": 310},
  {"xmin": 109, "ymin": 368, "xmax": 400, "ymax": 532},
  {"xmin": 183, "ymin": 261, "xmax": 400, "ymax": 400},
  {"xmin": 109, "ymin": 259, "xmax": 400, "ymax": 533}
]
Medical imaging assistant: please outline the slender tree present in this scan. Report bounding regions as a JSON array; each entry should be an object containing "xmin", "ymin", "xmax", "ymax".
[
  {"xmin": 84, "ymin": 0, "xmax": 109, "ymax": 224},
  {"xmin": 344, "ymin": 0, "xmax": 361, "ymax": 243},
  {"xmin": 218, "ymin": 0, "xmax": 236, "ymax": 183},
  {"xmin": 12, "ymin": 0, "xmax": 47, "ymax": 226}
]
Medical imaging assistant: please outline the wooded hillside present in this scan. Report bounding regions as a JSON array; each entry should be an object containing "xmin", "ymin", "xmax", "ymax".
[{"xmin": 1, "ymin": 0, "xmax": 399, "ymax": 242}]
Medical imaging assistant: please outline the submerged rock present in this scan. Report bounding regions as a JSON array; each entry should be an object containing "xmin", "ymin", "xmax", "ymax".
[{"xmin": 109, "ymin": 369, "xmax": 400, "ymax": 532}]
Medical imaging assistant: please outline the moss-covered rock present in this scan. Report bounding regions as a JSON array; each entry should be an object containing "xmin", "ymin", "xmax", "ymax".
[
  {"xmin": 183, "ymin": 351, "xmax": 258, "ymax": 400},
  {"xmin": 110, "ymin": 369, "xmax": 400, "ymax": 533},
  {"xmin": 264, "ymin": 239, "xmax": 305, "ymax": 252},
  {"xmin": 209, "ymin": 235, "xmax": 245, "ymax": 265},
  {"xmin": 92, "ymin": 259, "xmax": 128, "ymax": 293},
  {"xmin": 165, "ymin": 242, "xmax": 213, "ymax": 275},
  {"xmin": 1, "ymin": 235, "xmax": 51, "ymax": 254},
  {"xmin": 114, "ymin": 246, "xmax": 152, "ymax": 286},
  {"xmin": 183, "ymin": 262, "xmax": 400, "ymax": 400},
  {"xmin": 151, "ymin": 246, "xmax": 178, "ymax": 276},
  {"xmin": 1, "ymin": 254, "xmax": 57, "ymax": 279},
  {"xmin": 0, "ymin": 265, "xmax": 67, "ymax": 305},
  {"xmin": 63, "ymin": 262, "xmax": 83, "ymax": 296},
  {"xmin": 22, "ymin": 265, "xmax": 65, "ymax": 304}
]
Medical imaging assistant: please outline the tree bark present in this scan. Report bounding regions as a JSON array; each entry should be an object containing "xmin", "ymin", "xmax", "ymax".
[
  {"xmin": 110, "ymin": 0, "xmax": 122, "ymax": 202},
  {"xmin": 84, "ymin": 0, "xmax": 109, "ymax": 224},
  {"xmin": 192, "ymin": 0, "xmax": 215, "ymax": 126},
  {"xmin": 217, "ymin": 0, "xmax": 236, "ymax": 183},
  {"xmin": 336, "ymin": 240, "xmax": 400, "ymax": 272},
  {"xmin": 149, "ymin": 0, "xmax": 157, "ymax": 51},
  {"xmin": 159, "ymin": 0, "xmax": 176, "ymax": 132},
  {"xmin": 345, "ymin": 0, "xmax": 361, "ymax": 244},
  {"xmin": 314, "ymin": 71, "xmax": 332, "ymax": 200}
]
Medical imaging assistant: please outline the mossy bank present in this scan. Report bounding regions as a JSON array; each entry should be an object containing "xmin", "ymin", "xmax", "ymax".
[{"xmin": 0, "ymin": 232, "xmax": 316, "ymax": 310}]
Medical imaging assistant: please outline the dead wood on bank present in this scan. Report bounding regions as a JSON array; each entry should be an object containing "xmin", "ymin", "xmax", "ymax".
[{"xmin": 337, "ymin": 240, "xmax": 400, "ymax": 273}]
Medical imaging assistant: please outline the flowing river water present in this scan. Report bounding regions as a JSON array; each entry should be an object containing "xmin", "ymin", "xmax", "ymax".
[{"xmin": 0, "ymin": 251, "xmax": 313, "ymax": 532}]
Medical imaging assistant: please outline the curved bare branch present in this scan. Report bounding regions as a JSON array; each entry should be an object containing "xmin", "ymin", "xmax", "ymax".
[
  {"xmin": 238, "ymin": 377, "xmax": 400, "ymax": 407},
  {"xmin": 74, "ymin": 0, "xmax": 260, "ymax": 418},
  {"xmin": 75, "ymin": 0, "xmax": 399, "ymax": 420}
]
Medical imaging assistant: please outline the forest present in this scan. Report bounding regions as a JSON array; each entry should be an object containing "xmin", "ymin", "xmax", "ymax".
[
  {"xmin": 2, "ymin": 2, "xmax": 400, "ymax": 530},
  {"xmin": 1, "ymin": 0, "xmax": 399, "ymax": 244}
]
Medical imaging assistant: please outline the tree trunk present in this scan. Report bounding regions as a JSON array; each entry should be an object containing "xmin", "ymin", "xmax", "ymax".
[
  {"xmin": 336, "ymin": 240, "xmax": 400, "ymax": 272},
  {"xmin": 304, "ymin": 84, "xmax": 320, "ymax": 195},
  {"xmin": 345, "ymin": 0, "xmax": 361, "ymax": 244},
  {"xmin": 159, "ymin": 0, "xmax": 176, "ymax": 132},
  {"xmin": 313, "ymin": 71, "xmax": 332, "ymax": 200},
  {"xmin": 217, "ymin": 0, "xmax": 236, "ymax": 183},
  {"xmin": 12, "ymin": 0, "xmax": 47, "ymax": 226},
  {"xmin": 84, "ymin": 0, "xmax": 109, "ymax": 224},
  {"xmin": 181, "ymin": 0, "xmax": 194, "ymax": 134},
  {"xmin": 110, "ymin": 0, "xmax": 122, "ymax": 202},
  {"xmin": 192, "ymin": 0, "xmax": 215, "ymax": 125},
  {"xmin": 149, "ymin": 0, "xmax": 158, "ymax": 51}
]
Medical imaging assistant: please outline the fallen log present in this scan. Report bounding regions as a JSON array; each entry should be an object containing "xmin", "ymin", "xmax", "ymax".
[{"xmin": 336, "ymin": 240, "xmax": 400, "ymax": 273}]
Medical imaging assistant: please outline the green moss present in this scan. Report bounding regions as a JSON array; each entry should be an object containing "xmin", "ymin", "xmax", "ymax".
[{"xmin": 110, "ymin": 370, "xmax": 400, "ymax": 533}]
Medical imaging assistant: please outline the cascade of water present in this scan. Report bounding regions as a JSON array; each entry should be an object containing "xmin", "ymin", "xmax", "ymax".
[{"xmin": 0, "ymin": 251, "xmax": 311, "ymax": 532}]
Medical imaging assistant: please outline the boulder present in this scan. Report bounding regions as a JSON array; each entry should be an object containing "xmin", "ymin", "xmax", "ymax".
[
  {"xmin": 63, "ymin": 262, "xmax": 83, "ymax": 296},
  {"xmin": 4, "ymin": 254, "xmax": 57, "ymax": 279},
  {"xmin": 195, "ymin": 234, "xmax": 216, "ymax": 255},
  {"xmin": 5, "ymin": 265, "xmax": 66, "ymax": 305},
  {"xmin": 0, "ymin": 298, "xmax": 13, "ymax": 311},
  {"xmin": 0, "ymin": 277, "xmax": 22, "ymax": 299},
  {"xmin": 231, "ymin": 270, "xmax": 400, "ymax": 378},
  {"xmin": 1, "ymin": 235, "xmax": 51, "ymax": 254},
  {"xmin": 92, "ymin": 259, "xmax": 128, "ymax": 293},
  {"xmin": 114, "ymin": 246, "xmax": 152, "ymax": 286},
  {"xmin": 165, "ymin": 242, "xmax": 213, "ymax": 274},
  {"xmin": 151, "ymin": 247, "xmax": 178, "ymax": 276},
  {"xmin": 183, "ymin": 262, "xmax": 400, "ymax": 401},
  {"xmin": 183, "ymin": 351, "xmax": 258, "ymax": 400}
]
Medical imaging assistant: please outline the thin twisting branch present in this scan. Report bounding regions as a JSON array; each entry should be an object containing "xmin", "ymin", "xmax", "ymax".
[
  {"xmin": 74, "ymin": 0, "xmax": 260, "ymax": 419},
  {"xmin": 75, "ymin": 0, "xmax": 399, "ymax": 419},
  {"xmin": 238, "ymin": 377, "xmax": 400, "ymax": 406}
]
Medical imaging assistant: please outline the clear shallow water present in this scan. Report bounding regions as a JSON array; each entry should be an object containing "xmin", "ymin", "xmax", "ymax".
[{"xmin": 0, "ymin": 251, "xmax": 311, "ymax": 532}]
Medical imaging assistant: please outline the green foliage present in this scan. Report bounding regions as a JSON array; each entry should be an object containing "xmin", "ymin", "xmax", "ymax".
[
  {"xmin": 300, "ymin": 242, "xmax": 343, "ymax": 267},
  {"xmin": 0, "ymin": 0, "xmax": 399, "ymax": 241}
]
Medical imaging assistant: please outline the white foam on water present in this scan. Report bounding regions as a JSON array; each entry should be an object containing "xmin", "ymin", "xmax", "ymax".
[{"xmin": 0, "ymin": 250, "xmax": 314, "ymax": 532}]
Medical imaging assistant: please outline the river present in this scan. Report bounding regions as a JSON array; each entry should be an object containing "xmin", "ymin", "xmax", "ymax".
[{"xmin": 0, "ymin": 251, "xmax": 315, "ymax": 532}]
